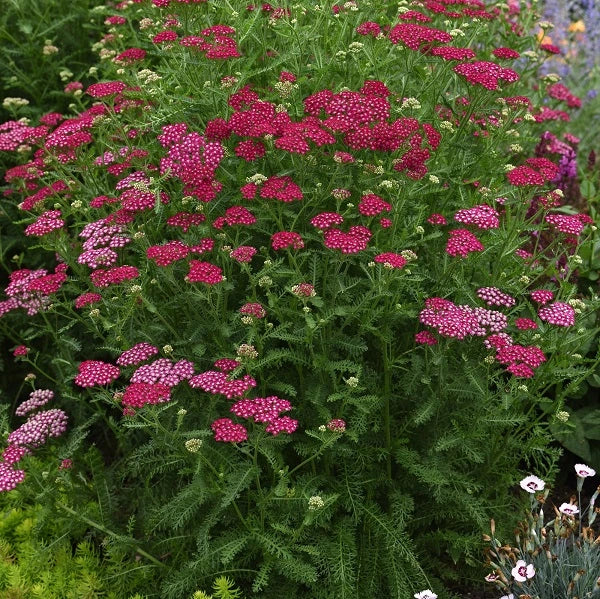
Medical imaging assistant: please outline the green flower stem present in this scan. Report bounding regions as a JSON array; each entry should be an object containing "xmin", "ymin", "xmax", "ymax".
[{"xmin": 55, "ymin": 502, "xmax": 165, "ymax": 569}]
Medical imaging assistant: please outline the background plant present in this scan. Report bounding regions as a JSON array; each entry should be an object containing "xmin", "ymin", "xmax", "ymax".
[{"xmin": 1, "ymin": 0, "xmax": 599, "ymax": 597}]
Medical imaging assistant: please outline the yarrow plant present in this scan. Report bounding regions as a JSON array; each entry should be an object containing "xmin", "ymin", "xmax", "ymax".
[
  {"xmin": 0, "ymin": 0, "xmax": 599, "ymax": 597},
  {"xmin": 485, "ymin": 466, "xmax": 600, "ymax": 599}
]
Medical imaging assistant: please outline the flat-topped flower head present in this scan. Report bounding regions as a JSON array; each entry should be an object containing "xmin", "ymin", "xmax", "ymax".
[
  {"xmin": 511, "ymin": 559, "xmax": 535, "ymax": 582},
  {"xmin": 574, "ymin": 463, "xmax": 596, "ymax": 478},
  {"xmin": 519, "ymin": 475, "xmax": 545, "ymax": 493},
  {"xmin": 414, "ymin": 591, "xmax": 438, "ymax": 599}
]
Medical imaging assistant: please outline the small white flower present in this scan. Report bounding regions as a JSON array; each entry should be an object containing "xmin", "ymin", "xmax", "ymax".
[
  {"xmin": 414, "ymin": 591, "xmax": 437, "ymax": 599},
  {"xmin": 500, "ymin": 595, "xmax": 514, "ymax": 599},
  {"xmin": 519, "ymin": 475, "xmax": 545, "ymax": 493},
  {"xmin": 559, "ymin": 502, "xmax": 579, "ymax": 516},
  {"xmin": 511, "ymin": 559, "xmax": 535, "ymax": 582},
  {"xmin": 575, "ymin": 463, "xmax": 596, "ymax": 478}
]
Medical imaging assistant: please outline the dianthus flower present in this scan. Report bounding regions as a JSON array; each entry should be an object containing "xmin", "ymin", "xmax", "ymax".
[
  {"xmin": 358, "ymin": 194, "xmax": 392, "ymax": 216},
  {"xmin": 15, "ymin": 389, "xmax": 54, "ymax": 416},
  {"xmin": 239, "ymin": 303, "xmax": 266, "ymax": 319},
  {"xmin": 538, "ymin": 302, "xmax": 575, "ymax": 326},
  {"xmin": 187, "ymin": 260, "xmax": 223, "ymax": 284},
  {"xmin": 454, "ymin": 205, "xmax": 499, "ymax": 229},
  {"xmin": 373, "ymin": 253, "xmax": 407, "ymax": 269},
  {"xmin": 116, "ymin": 343, "xmax": 159, "ymax": 367},
  {"xmin": 121, "ymin": 382, "xmax": 171, "ymax": 408},
  {"xmin": 75, "ymin": 360, "xmax": 120, "ymax": 387},
  {"xmin": 230, "ymin": 246, "xmax": 257, "ymax": 263},
  {"xmin": 324, "ymin": 226, "xmax": 372, "ymax": 254},
  {"xmin": 445, "ymin": 229, "xmax": 484, "ymax": 258},
  {"xmin": 453, "ymin": 61, "xmax": 519, "ymax": 90},
  {"xmin": 211, "ymin": 418, "xmax": 248, "ymax": 443},
  {"xmin": 476, "ymin": 287, "xmax": 516, "ymax": 307},
  {"xmin": 271, "ymin": 231, "xmax": 304, "ymax": 250}
]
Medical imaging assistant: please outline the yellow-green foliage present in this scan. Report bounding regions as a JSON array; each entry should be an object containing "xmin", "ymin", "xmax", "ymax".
[
  {"xmin": 192, "ymin": 576, "xmax": 244, "ymax": 599},
  {"xmin": 0, "ymin": 502, "xmax": 146, "ymax": 599}
]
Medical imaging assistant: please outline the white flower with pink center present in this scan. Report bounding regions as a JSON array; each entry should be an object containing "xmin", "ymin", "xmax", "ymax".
[
  {"xmin": 511, "ymin": 559, "xmax": 535, "ymax": 582},
  {"xmin": 574, "ymin": 463, "xmax": 596, "ymax": 478},
  {"xmin": 559, "ymin": 502, "xmax": 579, "ymax": 516},
  {"xmin": 519, "ymin": 475, "xmax": 545, "ymax": 493}
]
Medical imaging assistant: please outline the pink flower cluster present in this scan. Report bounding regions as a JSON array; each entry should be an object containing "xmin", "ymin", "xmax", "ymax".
[
  {"xmin": 0, "ymin": 265, "xmax": 68, "ymax": 317},
  {"xmin": 24, "ymin": 210, "xmax": 65, "ymax": 237},
  {"xmin": 74, "ymin": 360, "xmax": 120, "ymax": 387},
  {"xmin": 476, "ymin": 287, "xmax": 516, "ymax": 307},
  {"xmin": 454, "ymin": 205, "xmax": 499, "ymax": 230},
  {"xmin": 545, "ymin": 214, "xmax": 587, "ymax": 236},
  {"xmin": 239, "ymin": 302, "xmax": 266, "ymax": 319},
  {"xmin": 179, "ymin": 25, "xmax": 240, "ymax": 60},
  {"xmin": 90, "ymin": 265, "xmax": 139, "ymax": 288},
  {"xmin": 8, "ymin": 409, "xmax": 68, "ymax": 448},
  {"xmin": 230, "ymin": 245, "xmax": 257, "ymax": 263},
  {"xmin": 538, "ymin": 302, "xmax": 575, "ymax": 327},
  {"xmin": 117, "ymin": 342, "xmax": 159, "ymax": 366},
  {"xmin": 131, "ymin": 358, "xmax": 195, "ymax": 387},
  {"xmin": 453, "ymin": 61, "xmax": 519, "ymax": 91},
  {"xmin": 445, "ymin": 229, "xmax": 484, "ymax": 258},
  {"xmin": 230, "ymin": 396, "xmax": 298, "ymax": 436},
  {"xmin": 122, "ymin": 382, "xmax": 171, "ymax": 408},
  {"xmin": 419, "ymin": 297, "xmax": 507, "ymax": 340},
  {"xmin": 495, "ymin": 344, "xmax": 547, "ymax": 378},
  {"xmin": 189, "ymin": 370, "xmax": 257, "ymax": 399},
  {"xmin": 507, "ymin": 158, "xmax": 559, "ymax": 186},
  {"xmin": 271, "ymin": 231, "xmax": 304, "ymax": 250},
  {"xmin": 15, "ymin": 389, "xmax": 54, "ymax": 416},
  {"xmin": 187, "ymin": 260, "xmax": 223, "ymax": 284},
  {"xmin": 211, "ymin": 418, "xmax": 248, "ymax": 443},
  {"xmin": 530, "ymin": 289, "xmax": 554, "ymax": 304},
  {"xmin": 358, "ymin": 194, "xmax": 392, "ymax": 216},
  {"xmin": 374, "ymin": 253, "xmax": 407, "ymax": 269},
  {"xmin": 324, "ymin": 226, "xmax": 372, "ymax": 254}
]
